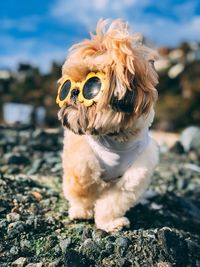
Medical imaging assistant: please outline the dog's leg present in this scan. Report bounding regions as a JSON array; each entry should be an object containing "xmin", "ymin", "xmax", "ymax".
[
  {"xmin": 94, "ymin": 139, "xmax": 159, "ymax": 232},
  {"xmin": 62, "ymin": 131, "xmax": 105, "ymax": 220},
  {"xmin": 63, "ymin": 171, "xmax": 102, "ymax": 220},
  {"xmin": 63, "ymin": 158, "xmax": 104, "ymax": 220}
]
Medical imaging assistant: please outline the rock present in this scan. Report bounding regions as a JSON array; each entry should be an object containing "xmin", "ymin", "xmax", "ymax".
[
  {"xmin": 7, "ymin": 221, "xmax": 25, "ymax": 238},
  {"xmin": 51, "ymin": 163, "xmax": 62, "ymax": 173},
  {"xmin": 170, "ymin": 141, "xmax": 184, "ymax": 154},
  {"xmin": 59, "ymin": 238, "xmax": 72, "ymax": 252},
  {"xmin": 20, "ymin": 239, "xmax": 32, "ymax": 251},
  {"xmin": 91, "ymin": 229, "xmax": 107, "ymax": 240},
  {"xmin": 64, "ymin": 249, "xmax": 92, "ymax": 267},
  {"xmin": 12, "ymin": 257, "xmax": 27, "ymax": 267},
  {"xmin": 178, "ymin": 197, "xmax": 200, "ymax": 219},
  {"xmin": 6, "ymin": 212, "xmax": 21, "ymax": 222},
  {"xmin": 32, "ymin": 128, "xmax": 44, "ymax": 139},
  {"xmin": 48, "ymin": 260, "xmax": 61, "ymax": 267},
  {"xmin": 27, "ymin": 159, "xmax": 44, "ymax": 174},
  {"xmin": 180, "ymin": 126, "xmax": 200, "ymax": 152},
  {"xmin": 26, "ymin": 263, "xmax": 43, "ymax": 267},
  {"xmin": 115, "ymin": 237, "xmax": 130, "ymax": 251},
  {"xmin": 157, "ymin": 227, "xmax": 189, "ymax": 266},
  {"xmin": 10, "ymin": 246, "xmax": 19, "ymax": 255},
  {"xmin": 104, "ymin": 243, "xmax": 114, "ymax": 254},
  {"xmin": 30, "ymin": 191, "xmax": 43, "ymax": 201},
  {"xmin": 79, "ymin": 238, "xmax": 101, "ymax": 260},
  {"xmin": 6, "ymin": 154, "xmax": 30, "ymax": 165},
  {"xmin": 29, "ymin": 203, "xmax": 39, "ymax": 214},
  {"xmin": 157, "ymin": 262, "xmax": 172, "ymax": 267},
  {"xmin": 82, "ymin": 227, "xmax": 93, "ymax": 239},
  {"xmin": 190, "ymin": 131, "xmax": 200, "ymax": 158}
]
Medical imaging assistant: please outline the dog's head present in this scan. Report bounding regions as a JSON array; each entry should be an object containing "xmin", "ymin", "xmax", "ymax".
[{"xmin": 57, "ymin": 19, "xmax": 158, "ymax": 136}]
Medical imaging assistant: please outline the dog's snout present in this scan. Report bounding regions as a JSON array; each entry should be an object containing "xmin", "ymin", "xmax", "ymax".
[
  {"xmin": 71, "ymin": 89, "xmax": 80, "ymax": 98},
  {"xmin": 70, "ymin": 88, "xmax": 80, "ymax": 104}
]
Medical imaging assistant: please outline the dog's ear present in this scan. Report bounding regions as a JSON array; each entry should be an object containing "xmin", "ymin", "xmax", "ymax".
[{"xmin": 110, "ymin": 89, "xmax": 135, "ymax": 114}]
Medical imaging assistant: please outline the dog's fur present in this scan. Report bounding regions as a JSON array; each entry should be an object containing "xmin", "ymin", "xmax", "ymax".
[{"xmin": 58, "ymin": 19, "xmax": 159, "ymax": 232}]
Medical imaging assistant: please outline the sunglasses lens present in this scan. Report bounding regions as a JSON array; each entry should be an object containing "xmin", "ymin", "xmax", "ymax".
[
  {"xmin": 83, "ymin": 77, "xmax": 101, "ymax": 100},
  {"xmin": 59, "ymin": 80, "xmax": 71, "ymax": 101}
]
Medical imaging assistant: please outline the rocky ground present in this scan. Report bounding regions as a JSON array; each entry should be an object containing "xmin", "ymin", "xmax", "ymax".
[{"xmin": 0, "ymin": 125, "xmax": 200, "ymax": 267}]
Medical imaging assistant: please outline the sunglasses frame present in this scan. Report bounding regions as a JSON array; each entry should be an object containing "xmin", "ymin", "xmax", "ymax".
[{"xmin": 56, "ymin": 72, "xmax": 108, "ymax": 108}]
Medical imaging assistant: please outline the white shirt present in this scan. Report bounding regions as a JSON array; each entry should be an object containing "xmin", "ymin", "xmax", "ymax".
[{"xmin": 85, "ymin": 129, "xmax": 150, "ymax": 182}]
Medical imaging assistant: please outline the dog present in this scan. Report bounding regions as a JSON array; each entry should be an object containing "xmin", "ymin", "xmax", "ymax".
[{"xmin": 57, "ymin": 19, "xmax": 159, "ymax": 232}]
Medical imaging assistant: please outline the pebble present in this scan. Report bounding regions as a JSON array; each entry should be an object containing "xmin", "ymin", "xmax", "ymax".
[
  {"xmin": 48, "ymin": 260, "xmax": 61, "ymax": 267},
  {"xmin": 92, "ymin": 229, "xmax": 107, "ymax": 240},
  {"xmin": 82, "ymin": 227, "xmax": 93, "ymax": 239},
  {"xmin": 28, "ymin": 159, "xmax": 44, "ymax": 174},
  {"xmin": 10, "ymin": 246, "xmax": 19, "ymax": 255},
  {"xmin": 31, "ymin": 191, "xmax": 43, "ymax": 201},
  {"xmin": 59, "ymin": 238, "xmax": 72, "ymax": 252},
  {"xmin": 26, "ymin": 263, "xmax": 43, "ymax": 267},
  {"xmin": 80, "ymin": 238, "xmax": 100, "ymax": 257},
  {"xmin": 115, "ymin": 237, "xmax": 130, "ymax": 256},
  {"xmin": 6, "ymin": 212, "xmax": 20, "ymax": 222},
  {"xmin": 6, "ymin": 154, "xmax": 30, "ymax": 165},
  {"xmin": 20, "ymin": 239, "xmax": 32, "ymax": 250},
  {"xmin": 150, "ymin": 203, "xmax": 163, "ymax": 210},
  {"xmin": 64, "ymin": 249, "xmax": 88, "ymax": 267},
  {"xmin": 29, "ymin": 203, "xmax": 39, "ymax": 214},
  {"xmin": 12, "ymin": 257, "xmax": 27, "ymax": 267},
  {"xmin": 105, "ymin": 243, "xmax": 114, "ymax": 254},
  {"xmin": 115, "ymin": 237, "xmax": 130, "ymax": 249},
  {"xmin": 180, "ymin": 126, "xmax": 200, "ymax": 155},
  {"xmin": 7, "ymin": 221, "xmax": 25, "ymax": 237}
]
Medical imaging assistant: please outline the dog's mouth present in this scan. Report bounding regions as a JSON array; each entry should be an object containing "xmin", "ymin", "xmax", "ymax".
[
  {"xmin": 58, "ymin": 102, "xmax": 136, "ymax": 137},
  {"xmin": 65, "ymin": 104, "xmax": 78, "ymax": 110},
  {"xmin": 59, "ymin": 104, "xmax": 86, "ymax": 135}
]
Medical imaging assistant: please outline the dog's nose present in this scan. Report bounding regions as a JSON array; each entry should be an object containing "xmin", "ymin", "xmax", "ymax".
[
  {"xmin": 71, "ymin": 89, "xmax": 80, "ymax": 98},
  {"xmin": 70, "ymin": 89, "xmax": 80, "ymax": 104}
]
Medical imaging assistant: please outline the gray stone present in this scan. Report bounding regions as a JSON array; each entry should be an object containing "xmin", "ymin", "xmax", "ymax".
[
  {"xmin": 180, "ymin": 126, "xmax": 200, "ymax": 152},
  {"xmin": 59, "ymin": 238, "xmax": 72, "ymax": 252},
  {"xmin": 12, "ymin": 257, "xmax": 27, "ymax": 267},
  {"xmin": 48, "ymin": 260, "xmax": 61, "ymax": 267},
  {"xmin": 6, "ymin": 212, "xmax": 21, "ymax": 222},
  {"xmin": 26, "ymin": 263, "xmax": 43, "ymax": 267},
  {"xmin": 6, "ymin": 154, "xmax": 30, "ymax": 165},
  {"xmin": 10, "ymin": 246, "xmax": 19, "ymax": 255},
  {"xmin": 20, "ymin": 239, "xmax": 32, "ymax": 251}
]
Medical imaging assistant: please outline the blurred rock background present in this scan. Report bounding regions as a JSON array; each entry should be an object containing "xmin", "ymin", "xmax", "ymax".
[
  {"xmin": 155, "ymin": 42, "xmax": 200, "ymax": 131},
  {"xmin": 0, "ymin": 41, "xmax": 199, "ymax": 130}
]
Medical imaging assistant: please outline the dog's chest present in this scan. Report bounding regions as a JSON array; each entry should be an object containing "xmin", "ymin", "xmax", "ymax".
[{"xmin": 85, "ymin": 130, "xmax": 149, "ymax": 182}]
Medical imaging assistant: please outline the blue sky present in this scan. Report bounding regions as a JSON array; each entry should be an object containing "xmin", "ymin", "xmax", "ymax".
[{"xmin": 0, "ymin": 0, "xmax": 200, "ymax": 72}]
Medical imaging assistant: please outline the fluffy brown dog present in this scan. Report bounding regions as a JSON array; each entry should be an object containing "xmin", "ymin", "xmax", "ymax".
[{"xmin": 57, "ymin": 19, "xmax": 159, "ymax": 232}]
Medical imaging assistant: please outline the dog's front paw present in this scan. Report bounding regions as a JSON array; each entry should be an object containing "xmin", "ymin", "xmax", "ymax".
[
  {"xmin": 68, "ymin": 206, "xmax": 94, "ymax": 220},
  {"xmin": 96, "ymin": 217, "xmax": 130, "ymax": 232}
]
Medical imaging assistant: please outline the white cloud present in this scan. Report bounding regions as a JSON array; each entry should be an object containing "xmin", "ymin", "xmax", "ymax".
[
  {"xmin": 94, "ymin": 0, "xmax": 109, "ymax": 10},
  {"xmin": 50, "ymin": 0, "xmax": 148, "ymax": 29},
  {"xmin": 0, "ymin": 48, "xmax": 66, "ymax": 73},
  {"xmin": 1, "ymin": 0, "xmax": 199, "ymax": 72},
  {"xmin": 0, "ymin": 34, "xmax": 67, "ymax": 73},
  {"xmin": 1, "ymin": 16, "xmax": 41, "ymax": 32},
  {"xmin": 134, "ymin": 16, "xmax": 200, "ymax": 46},
  {"xmin": 50, "ymin": 0, "xmax": 200, "ymax": 46}
]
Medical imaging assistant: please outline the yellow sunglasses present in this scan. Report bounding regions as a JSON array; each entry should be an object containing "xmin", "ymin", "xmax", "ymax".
[{"xmin": 56, "ymin": 72, "xmax": 108, "ymax": 108}]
